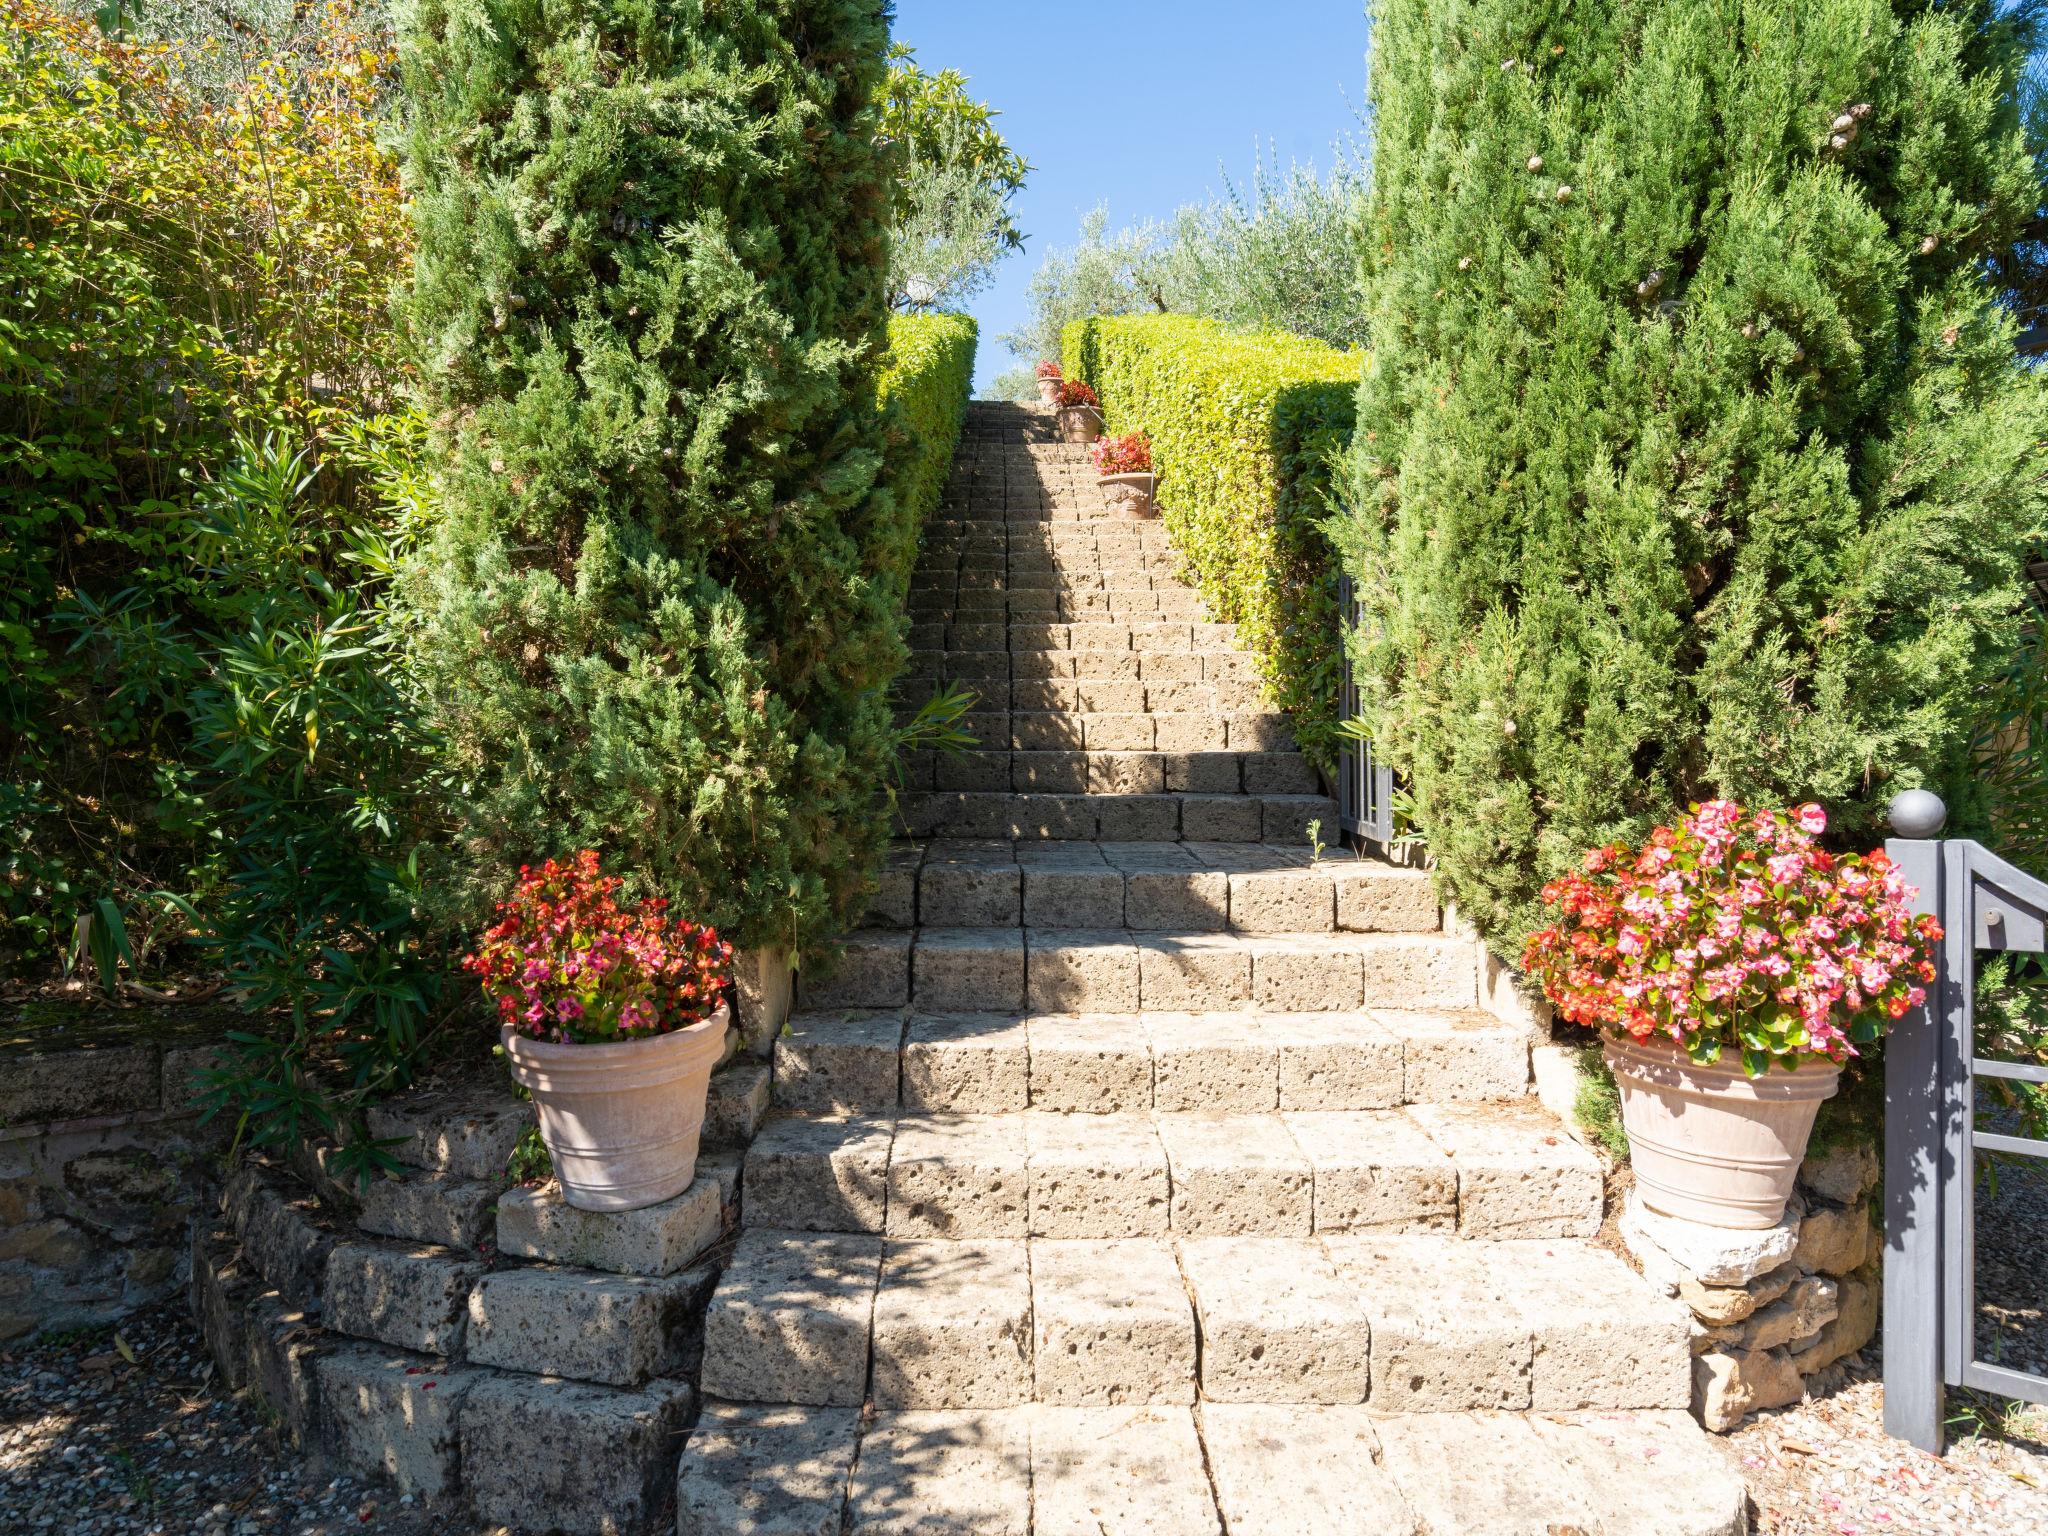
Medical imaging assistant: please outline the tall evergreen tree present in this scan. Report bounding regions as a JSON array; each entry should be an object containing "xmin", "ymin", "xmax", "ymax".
[
  {"xmin": 398, "ymin": 0, "xmax": 904, "ymax": 950},
  {"xmin": 1342, "ymin": 0, "xmax": 2048, "ymax": 956}
]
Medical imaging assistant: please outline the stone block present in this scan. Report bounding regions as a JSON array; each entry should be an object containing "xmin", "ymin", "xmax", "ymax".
[
  {"xmin": 676, "ymin": 1403, "xmax": 862, "ymax": 1536},
  {"xmin": 1250, "ymin": 938, "xmax": 1362, "ymax": 1012},
  {"xmin": 1240, "ymin": 753, "xmax": 1316, "ymax": 796},
  {"xmin": 1086, "ymin": 715, "xmax": 1156, "ymax": 752},
  {"xmin": 703, "ymin": 1058, "xmax": 773, "ymax": 1152},
  {"xmin": 914, "ymin": 929, "xmax": 1025, "ymax": 1013},
  {"xmin": 1164, "ymin": 752, "xmax": 1240, "ymax": 793},
  {"xmin": 1259, "ymin": 794, "xmax": 1327, "ymax": 843},
  {"xmin": 1374, "ymin": 1010, "xmax": 1529, "ymax": 1102},
  {"xmin": 1156, "ymin": 1115, "xmax": 1311, "ymax": 1237},
  {"xmin": 1026, "ymin": 930, "xmax": 1140, "ymax": 1012},
  {"xmin": 463, "ymin": 1372, "xmax": 692, "ymax": 1536},
  {"xmin": 1122, "ymin": 868, "xmax": 1228, "ymax": 932},
  {"xmin": 732, "ymin": 947, "xmax": 796, "ymax": 1057},
  {"xmin": 1324, "ymin": 1235, "xmax": 1532, "ymax": 1412},
  {"xmin": 233, "ymin": 1173, "xmax": 338, "ymax": 1304},
  {"xmin": 245, "ymin": 1290, "xmax": 325, "ymax": 1446},
  {"xmin": 1200, "ymin": 1404, "xmax": 1415, "ymax": 1536},
  {"xmin": 1268, "ymin": 1015, "xmax": 1403, "ymax": 1111},
  {"xmin": 366, "ymin": 1082, "xmax": 529, "ymax": 1182},
  {"xmin": 1524, "ymin": 1411, "xmax": 1748, "ymax": 1536},
  {"xmin": 357, "ymin": 1173, "xmax": 500, "ymax": 1252},
  {"xmin": 1026, "ymin": 1014, "xmax": 1152, "ymax": 1113},
  {"xmin": 872, "ymin": 1239, "xmax": 1032, "ymax": 1408},
  {"xmin": 1020, "ymin": 865, "xmax": 1125, "ymax": 928},
  {"xmin": 467, "ymin": 1264, "xmax": 713, "ymax": 1386},
  {"xmin": 1692, "ymin": 1344, "xmax": 1804, "ymax": 1431},
  {"xmin": 744, "ymin": 1116, "xmax": 894, "ymax": 1233},
  {"xmin": 1136, "ymin": 934, "xmax": 1251, "ymax": 1011},
  {"xmin": 1794, "ymin": 1264, "xmax": 1878, "ymax": 1371},
  {"xmin": 1284, "ymin": 1111, "xmax": 1456, "ymax": 1234},
  {"xmin": 1095, "ymin": 795, "xmax": 1180, "ymax": 841},
  {"xmin": 1799, "ymin": 1143, "xmax": 1880, "ymax": 1206},
  {"xmin": 845, "ymin": 1410, "xmax": 1031, "ymax": 1536},
  {"xmin": 315, "ymin": 1344, "xmax": 481, "ymax": 1500},
  {"xmin": 774, "ymin": 1012, "xmax": 905, "ymax": 1115},
  {"xmin": 1145, "ymin": 1013, "xmax": 1277, "ymax": 1112},
  {"xmin": 1357, "ymin": 934, "xmax": 1479, "ymax": 1011},
  {"xmin": 496, "ymin": 1169, "xmax": 728, "ymax": 1275},
  {"xmin": 1491, "ymin": 1241, "xmax": 1693, "ymax": 1411},
  {"xmin": 1621, "ymin": 1188, "xmax": 1802, "ymax": 1286},
  {"xmin": 1331, "ymin": 866, "xmax": 1439, "ymax": 933},
  {"xmin": 902, "ymin": 1014, "xmax": 1028, "ymax": 1113},
  {"xmin": 1229, "ymin": 871, "xmax": 1334, "ymax": 933},
  {"xmin": 1026, "ymin": 1114, "xmax": 1169, "ymax": 1239},
  {"xmin": 1178, "ymin": 795, "xmax": 1263, "ymax": 843},
  {"xmin": 1180, "ymin": 1237, "xmax": 1373, "ymax": 1403},
  {"xmin": 1797, "ymin": 1200, "xmax": 1877, "ymax": 1276},
  {"xmin": 1029, "ymin": 1239, "xmax": 1193, "ymax": 1406},
  {"xmin": 886, "ymin": 1115, "xmax": 1028, "ymax": 1238},
  {"xmin": 161, "ymin": 1041, "xmax": 228, "ymax": 1116},
  {"xmin": 1409, "ymin": 1101, "xmax": 1602, "ymax": 1238},
  {"xmin": 1030, "ymin": 1407, "xmax": 1219, "ymax": 1534},
  {"xmin": 920, "ymin": 863, "xmax": 1021, "ymax": 928},
  {"xmin": 189, "ymin": 1225, "xmax": 254, "ymax": 1389},
  {"xmin": 1743, "ymin": 1273, "xmax": 1840, "ymax": 1352},
  {"xmin": 802, "ymin": 932, "xmax": 912, "ymax": 1010},
  {"xmin": 322, "ymin": 1241, "xmax": 485, "ymax": 1356},
  {"xmin": 0, "ymin": 1042, "xmax": 159, "ymax": 1125},
  {"xmin": 700, "ymin": 1231, "xmax": 883, "ymax": 1408}
]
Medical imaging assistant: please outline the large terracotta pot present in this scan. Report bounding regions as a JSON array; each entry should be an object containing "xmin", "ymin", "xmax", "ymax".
[
  {"xmin": 1098, "ymin": 471, "xmax": 1157, "ymax": 518},
  {"xmin": 1605, "ymin": 1033, "xmax": 1839, "ymax": 1230},
  {"xmin": 502, "ymin": 1003, "xmax": 729, "ymax": 1212},
  {"xmin": 1037, "ymin": 377, "xmax": 1062, "ymax": 405},
  {"xmin": 1058, "ymin": 405, "xmax": 1103, "ymax": 445}
]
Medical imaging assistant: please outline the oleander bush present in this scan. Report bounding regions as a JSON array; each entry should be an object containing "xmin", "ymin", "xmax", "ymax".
[
  {"xmin": 878, "ymin": 314, "xmax": 979, "ymax": 533},
  {"xmin": 1064, "ymin": 314, "xmax": 1359, "ymax": 766},
  {"xmin": 399, "ymin": 0, "xmax": 920, "ymax": 956},
  {"xmin": 1341, "ymin": 0, "xmax": 2048, "ymax": 959}
]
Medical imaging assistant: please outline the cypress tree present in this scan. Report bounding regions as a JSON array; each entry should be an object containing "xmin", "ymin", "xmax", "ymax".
[
  {"xmin": 1343, "ymin": 0, "xmax": 2048, "ymax": 955},
  {"xmin": 398, "ymin": 0, "xmax": 903, "ymax": 949}
]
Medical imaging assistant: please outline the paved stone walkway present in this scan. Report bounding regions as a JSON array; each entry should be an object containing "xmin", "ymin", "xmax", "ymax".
[{"xmin": 685, "ymin": 403, "xmax": 1749, "ymax": 1534}]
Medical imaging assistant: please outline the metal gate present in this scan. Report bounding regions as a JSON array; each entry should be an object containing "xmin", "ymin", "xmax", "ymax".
[
  {"xmin": 1884, "ymin": 792, "xmax": 2048, "ymax": 1451},
  {"xmin": 1334, "ymin": 573, "xmax": 1396, "ymax": 847}
]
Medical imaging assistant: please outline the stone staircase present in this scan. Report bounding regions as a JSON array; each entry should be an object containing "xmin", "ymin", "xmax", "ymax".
[{"xmin": 681, "ymin": 403, "xmax": 1748, "ymax": 1535}]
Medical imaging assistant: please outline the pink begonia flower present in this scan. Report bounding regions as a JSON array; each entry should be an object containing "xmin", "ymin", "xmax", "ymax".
[{"xmin": 1795, "ymin": 802, "xmax": 1828, "ymax": 834}]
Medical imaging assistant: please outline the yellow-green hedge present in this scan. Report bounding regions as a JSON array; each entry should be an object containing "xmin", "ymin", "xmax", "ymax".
[
  {"xmin": 880, "ymin": 313, "xmax": 978, "ymax": 528},
  {"xmin": 1063, "ymin": 314, "xmax": 1359, "ymax": 766}
]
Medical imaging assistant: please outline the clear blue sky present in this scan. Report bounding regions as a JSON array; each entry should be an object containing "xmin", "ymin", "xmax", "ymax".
[{"xmin": 890, "ymin": 1, "xmax": 1371, "ymax": 393}]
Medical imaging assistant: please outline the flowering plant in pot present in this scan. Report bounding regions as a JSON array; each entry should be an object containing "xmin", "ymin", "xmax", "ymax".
[
  {"xmin": 1035, "ymin": 359, "xmax": 1063, "ymax": 405},
  {"xmin": 1523, "ymin": 800, "xmax": 1940, "ymax": 1229},
  {"xmin": 1090, "ymin": 430, "xmax": 1156, "ymax": 517},
  {"xmin": 1055, "ymin": 379, "xmax": 1103, "ymax": 443},
  {"xmin": 465, "ymin": 851, "xmax": 734, "ymax": 1211}
]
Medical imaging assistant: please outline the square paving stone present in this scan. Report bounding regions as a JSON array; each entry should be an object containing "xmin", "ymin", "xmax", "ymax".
[
  {"xmin": 1267, "ymin": 1015, "xmax": 1404, "ymax": 1111},
  {"xmin": 743, "ymin": 1116, "xmax": 896, "ymax": 1233},
  {"xmin": 1145, "ymin": 1013, "xmax": 1277, "ymax": 1112},
  {"xmin": 1026, "ymin": 1115, "xmax": 1170, "ymax": 1239},
  {"xmin": 872, "ymin": 1239, "xmax": 1033, "ymax": 1409},
  {"xmin": 886, "ymin": 1115, "xmax": 1029, "ymax": 1238},
  {"xmin": 774, "ymin": 1012, "xmax": 906, "ymax": 1115},
  {"xmin": 1030, "ymin": 1406, "xmax": 1218, "ymax": 1534},
  {"xmin": 496, "ymin": 1169, "xmax": 730, "ymax": 1275},
  {"xmin": 1282, "ymin": 1110, "xmax": 1457, "ymax": 1234},
  {"xmin": 463, "ymin": 1373, "xmax": 693, "ymax": 1536},
  {"xmin": 903, "ymin": 1014, "xmax": 1030, "ymax": 1113},
  {"xmin": 1200, "ymin": 1403, "xmax": 1416, "ymax": 1536},
  {"xmin": 1371, "ymin": 1413, "xmax": 1599, "ymax": 1536},
  {"xmin": 1322, "ymin": 1235, "xmax": 1532, "ymax": 1412},
  {"xmin": 1408, "ymin": 1101, "xmax": 1602, "ymax": 1238},
  {"xmin": 914, "ymin": 929, "xmax": 1025, "ymax": 1013},
  {"xmin": 676, "ymin": 1403, "xmax": 862, "ymax": 1536},
  {"xmin": 1523, "ymin": 1411, "xmax": 1748, "ymax": 1535},
  {"xmin": 1155, "ymin": 1115, "xmax": 1312, "ymax": 1237},
  {"xmin": 1025, "ymin": 1014, "xmax": 1153, "ymax": 1113},
  {"xmin": 1177, "ymin": 1238, "xmax": 1371, "ymax": 1404},
  {"xmin": 845, "ymin": 1410, "xmax": 1032, "ymax": 1536},
  {"xmin": 700, "ymin": 1231, "xmax": 883, "ymax": 1408},
  {"xmin": 1030, "ymin": 1240, "xmax": 1193, "ymax": 1405}
]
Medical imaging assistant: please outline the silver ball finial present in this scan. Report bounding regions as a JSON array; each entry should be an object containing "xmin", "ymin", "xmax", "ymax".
[{"xmin": 1889, "ymin": 788, "xmax": 1947, "ymax": 839}]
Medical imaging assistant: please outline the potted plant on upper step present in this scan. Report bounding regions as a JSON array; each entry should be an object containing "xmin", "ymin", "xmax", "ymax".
[
  {"xmin": 1090, "ymin": 430, "xmax": 1157, "ymax": 518},
  {"xmin": 1523, "ymin": 800, "xmax": 1940, "ymax": 1230},
  {"xmin": 465, "ymin": 851, "xmax": 734, "ymax": 1212},
  {"xmin": 1055, "ymin": 379, "xmax": 1104, "ymax": 444},
  {"xmin": 1035, "ymin": 359, "xmax": 1064, "ymax": 406}
]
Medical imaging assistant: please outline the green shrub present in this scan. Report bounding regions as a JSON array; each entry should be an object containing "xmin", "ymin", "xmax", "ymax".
[
  {"xmin": 1342, "ymin": 0, "xmax": 2048, "ymax": 959},
  {"xmin": 1064, "ymin": 314, "xmax": 1359, "ymax": 765},
  {"xmin": 399, "ymin": 0, "xmax": 907, "ymax": 955},
  {"xmin": 878, "ymin": 314, "xmax": 979, "ymax": 527}
]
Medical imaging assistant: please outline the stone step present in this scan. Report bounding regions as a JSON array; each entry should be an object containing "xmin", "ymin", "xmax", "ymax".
[
  {"xmin": 868, "ymin": 841, "xmax": 1432, "ymax": 933},
  {"xmin": 799, "ymin": 927, "xmax": 1480, "ymax": 1014},
  {"xmin": 906, "ymin": 620, "xmax": 1238, "ymax": 654},
  {"xmin": 899, "ymin": 748, "xmax": 1318, "ymax": 798},
  {"xmin": 696, "ymin": 1231, "xmax": 1682, "ymax": 1415},
  {"xmin": 896, "ymin": 789, "xmax": 1326, "ymax": 843},
  {"xmin": 363, "ymin": 1080, "xmax": 530, "ymax": 1182},
  {"xmin": 740, "ymin": 1101, "xmax": 1590, "ymax": 1240},
  {"xmin": 908, "ymin": 648, "xmax": 1264, "ymax": 686},
  {"xmin": 898, "ymin": 676, "xmax": 1274, "ymax": 716},
  {"xmin": 678, "ymin": 1401, "xmax": 1744, "ymax": 1536},
  {"xmin": 899, "ymin": 710, "xmax": 1295, "ymax": 757}
]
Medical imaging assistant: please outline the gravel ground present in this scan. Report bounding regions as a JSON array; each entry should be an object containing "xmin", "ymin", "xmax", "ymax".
[
  {"xmin": 1974, "ymin": 1154, "xmax": 2048, "ymax": 1378},
  {"xmin": 0, "ymin": 1302, "xmax": 453, "ymax": 1536}
]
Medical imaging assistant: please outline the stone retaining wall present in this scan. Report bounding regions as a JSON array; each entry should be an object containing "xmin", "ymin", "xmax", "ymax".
[{"xmin": 1, "ymin": 1007, "xmax": 231, "ymax": 1341}]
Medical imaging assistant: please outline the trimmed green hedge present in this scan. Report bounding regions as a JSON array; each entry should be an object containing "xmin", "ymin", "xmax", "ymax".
[
  {"xmin": 879, "ymin": 313, "xmax": 977, "ymax": 529},
  {"xmin": 1063, "ymin": 314, "xmax": 1359, "ymax": 766}
]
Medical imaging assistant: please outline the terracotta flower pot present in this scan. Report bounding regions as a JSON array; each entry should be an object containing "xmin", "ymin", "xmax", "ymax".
[
  {"xmin": 1098, "ymin": 471, "xmax": 1157, "ymax": 518},
  {"xmin": 1058, "ymin": 405, "xmax": 1103, "ymax": 445},
  {"xmin": 1604, "ymin": 1033, "xmax": 1840, "ymax": 1230},
  {"xmin": 502, "ymin": 1003, "xmax": 729, "ymax": 1212},
  {"xmin": 1037, "ymin": 378, "xmax": 1062, "ymax": 405}
]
